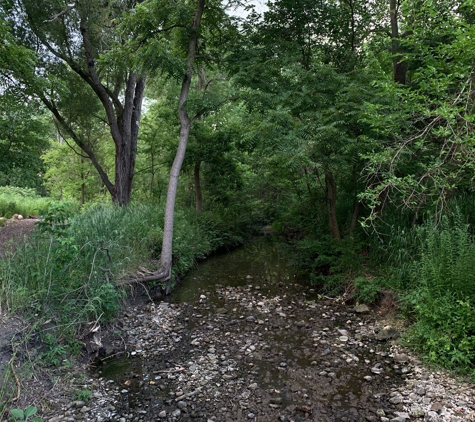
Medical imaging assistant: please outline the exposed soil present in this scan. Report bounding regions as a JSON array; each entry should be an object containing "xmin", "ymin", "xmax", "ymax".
[{"xmin": 0, "ymin": 217, "xmax": 40, "ymax": 257}]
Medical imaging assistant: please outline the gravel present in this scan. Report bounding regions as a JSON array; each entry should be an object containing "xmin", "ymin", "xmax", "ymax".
[{"xmin": 44, "ymin": 282, "xmax": 475, "ymax": 422}]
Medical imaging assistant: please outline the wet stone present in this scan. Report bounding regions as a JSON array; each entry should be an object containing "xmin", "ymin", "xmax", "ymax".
[
  {"xmin": 74, "ymin": 239, "xmax": 475, "ymax": 422},
  {"xmin": 376, "ymin": 326, "xmax": 398, "ymax": 341}
]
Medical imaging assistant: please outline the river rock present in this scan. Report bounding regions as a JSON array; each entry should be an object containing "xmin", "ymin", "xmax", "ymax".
[
  {"xmin": 354, "ymin": 304, "xmax": 370, "ymax": 313},
  {"xmin": 430, "ymin": 402, "xmax": 444, "ymax": 412},
  {"xmin": 393, "ymin": 353, "xmax": 409, "ymax": 363},
  {"xmin": 376, "ymin": 326, "xmax": 398, "ymax": 341},
  {"xmin": 393, "ymin": 411, "xmax": 410, "ymax": 419}
]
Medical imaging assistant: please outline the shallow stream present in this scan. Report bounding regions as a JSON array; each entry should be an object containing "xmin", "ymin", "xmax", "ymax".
[{"xmin": 96, "ymin": 236, "xmax": 404, "ymax": 421}]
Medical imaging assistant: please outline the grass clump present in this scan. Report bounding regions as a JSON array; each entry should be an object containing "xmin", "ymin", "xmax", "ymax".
[
  {"xmin": 1, "ymin": 203, "xmax": 163, "ymax": 331},
  {"xmin": 0, "ymin": 202, "xmax": 240, "ymax": 344}
]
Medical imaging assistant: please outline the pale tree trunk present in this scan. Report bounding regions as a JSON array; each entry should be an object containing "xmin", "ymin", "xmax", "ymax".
[
  {"xmin": 159, "ymin": 0, "xmax": 205, "ymax": 293},
  {"xmin": 325, "ymin": 170, "xmax": 341, "ymax": 242},
  {"xmin": 126, "ymin": 0, "xmax": 205, "ymax": 292}
]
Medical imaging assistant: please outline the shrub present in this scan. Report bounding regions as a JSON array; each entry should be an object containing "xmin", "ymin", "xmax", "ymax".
[{"xmin": 403, "ymin": 213, "xmax": 475, "ymax": 374}]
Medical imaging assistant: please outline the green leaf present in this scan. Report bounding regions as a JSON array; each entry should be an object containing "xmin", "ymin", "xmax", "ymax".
[
  {"xmin": 10, "ymin": 409, "xmax": 24, "ymax": 420},
  {"xmin": 24, "ymin": 406, "xmax": 37, "ymax": 418},
  {"xmin": 31, "ymin": 418, "xmax": 44, "ymax": 422}
]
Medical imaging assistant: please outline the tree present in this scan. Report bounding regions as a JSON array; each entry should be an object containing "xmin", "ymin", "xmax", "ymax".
[
  {"xmin": 158, "ymin": 0, "xmax": 205, "ymax": 289},
  {"xmin": 229, "ymin": 0, "xmax": 380, "ymax": 241},
  {"xmin": 1, "ymin": 0, "xmax": 146, "ymax": 205},
  {"xmin": 0, "ymin": 92, "xmax": 50, "ymax": 191},
  {"xmin": 42, "ymin": 130, "xmax": 113, "ymax": 203},
  {"xmin": 361, "ymin": 0, "xmax": 475, "ymax": 222},
  {"xmin": 389, "ymin": 0, "xmax": 408, "ymax": 84},
  {"xmin": 118, "ymin": 0, "xmax": 209, "ymax": 289}
]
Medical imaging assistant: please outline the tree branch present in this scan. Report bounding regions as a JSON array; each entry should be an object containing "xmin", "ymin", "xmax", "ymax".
[
  {"xmin": 43, "ymin": 3, "xmax": 76, "ymax": 23},
  {"xmin": 39, "ymin": 93, "xmax": 115, "ymax": 196},
  {"xmin": 80, "ymin": 17, "xmax": 123, "ymax": 142}
]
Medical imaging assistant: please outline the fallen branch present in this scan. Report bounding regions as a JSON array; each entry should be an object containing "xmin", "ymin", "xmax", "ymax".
[
  {"xmin": 9, "ymin": 358, "xmax": 21, "ymax": 402},
  {"xmin": 175, "ymin": 386, "xmax": 203, "ymax": 402}
]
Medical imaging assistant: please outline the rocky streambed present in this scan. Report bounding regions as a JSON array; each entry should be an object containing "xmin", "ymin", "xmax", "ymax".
[{"xmin": 45, "ymin": 239, "xmax": 475, "ymax": 422}]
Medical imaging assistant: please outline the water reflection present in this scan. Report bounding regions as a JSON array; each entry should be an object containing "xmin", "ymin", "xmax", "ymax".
[{"xmin": 170, "ymin": 236, "xmax": 300, "ymax": 304}]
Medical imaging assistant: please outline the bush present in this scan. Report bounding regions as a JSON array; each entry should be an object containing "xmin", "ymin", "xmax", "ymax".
[
  {"xmin": 354, "ymin": 276, "xmax": 386, "ymax": 304},
  {"xmin": 402, "ymin": 213, "xmax": 475, "ymax": 374}
]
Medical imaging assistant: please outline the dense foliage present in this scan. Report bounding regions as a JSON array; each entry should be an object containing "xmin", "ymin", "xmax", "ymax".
[{"xmin": 1, "ymin": 0, "xmax": 475, "ymax": 376}]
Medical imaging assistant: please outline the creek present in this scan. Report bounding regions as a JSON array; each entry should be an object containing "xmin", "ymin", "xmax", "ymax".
[{"xmin": 94, "ymin": 236, "xmax": 407, "ymax": 422}]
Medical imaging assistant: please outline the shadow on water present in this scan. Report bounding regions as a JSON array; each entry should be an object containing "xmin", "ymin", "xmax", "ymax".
[{"xmin": 169, "ymin": 236, "xmax": 301, "ymax": 304}]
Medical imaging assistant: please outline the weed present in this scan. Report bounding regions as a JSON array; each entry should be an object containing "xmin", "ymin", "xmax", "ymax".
[
  {"xmin": 354, "ymin": 276, "xmax": 385, "ymax": 304},
  {"xmin": 402, "ymin": 213, "xmax": 475, "ymax": 374},
  {"xmin": 40, "ymin": 334, "xmax": 67, "ymax": 367},
  {"xmin": 75, "ymin": 389, "xmax": 92, "ymax": 402},
  {"xmin": 9, "ymin": 406, "xmax": 43, "ymax": 422},
  {"xmin": 36, "ymin": 202, "xmax": 75, "ymax": 236}
]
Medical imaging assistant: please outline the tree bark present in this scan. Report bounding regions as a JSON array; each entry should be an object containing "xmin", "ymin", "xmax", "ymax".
[
  {"xmin": 390, "ymin": 0, "xmax": 407, "ymax": 84},
  {"xmin": 113, "ymin": 74, "xmax": 146, "ymax": 205},
  {"xmin": 194, "ymin": 161, "xmax": 203, "ymax": 212},
  {"xmin": 349, "ymin": 202, "xmax": 360, "ymax": 235},
  {"xmin": 325, "ymin": 170, "xmax": 341, "ymax": 242},
  {"xmin": 159, "ymin": 0, "xmax": 205, "ymax": 293}
]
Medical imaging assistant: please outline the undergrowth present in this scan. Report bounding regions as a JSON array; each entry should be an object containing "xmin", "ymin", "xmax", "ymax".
[
  {"xmin": 0, "ymin": 202, "xmax": 243, "ymax": 364},
  {"xmin": 402, "ymin": 213, "xmax": 475, "ymax": 375},
  {"xmin": 0, "ymin": 187, "xmax": 62, "ymax": 218}
]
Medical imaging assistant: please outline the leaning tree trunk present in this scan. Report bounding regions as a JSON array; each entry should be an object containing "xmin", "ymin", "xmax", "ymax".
[
  {"xmin": 159, "ymin": 0, "xmax": 205, "ymax": 292},
  {"xmin": 125, "ymin": 0, "xmax": 205, "ymax": 291}
]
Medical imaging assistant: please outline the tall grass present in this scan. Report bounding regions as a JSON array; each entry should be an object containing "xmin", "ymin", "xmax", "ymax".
[
  {"xmin": 0, "ymin": 186, "xmax": 61, "ymax": 218},
  {"xmin": 0, "ymin": 202, "xmax": 240, "ymax": 340}
]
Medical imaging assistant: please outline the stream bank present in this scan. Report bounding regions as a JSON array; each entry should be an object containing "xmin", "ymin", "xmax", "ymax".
[{"xmin": 31, "ymin": 238, "xmax": 475, "ymax": 421}]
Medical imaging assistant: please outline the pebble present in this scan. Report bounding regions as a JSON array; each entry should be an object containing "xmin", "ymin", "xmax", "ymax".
[{"xmin": 49, "ymin": 283, "xmax": 475, "ymax": 422}]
